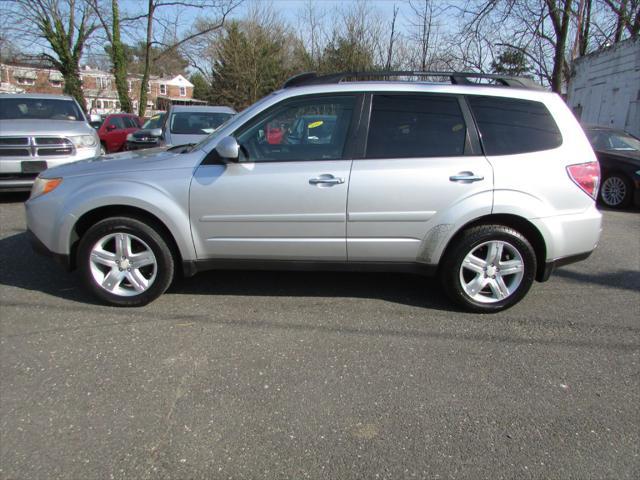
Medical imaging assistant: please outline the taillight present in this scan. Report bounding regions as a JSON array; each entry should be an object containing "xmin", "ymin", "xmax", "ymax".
[{"xmin": 566, "ymin": 162, "xmax": 600, "ymax": 199}]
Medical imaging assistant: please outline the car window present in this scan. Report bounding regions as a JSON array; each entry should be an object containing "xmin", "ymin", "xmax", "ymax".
[
  {"xmin": 123, "ymin": 116, "xmax": 139, "ymax": 129},
  {"xmin": 366, "ymin": 94, "xmax": 466, "ymax": 158},
  {"xmin": 107, "ymin": 117, "xmax": 126, "ymax": 130},
  {"xmin": 468, "ymin": 96, "xmax": 562, "ymax": 155},
  {"xmin": 235, "ymin": 95, "xmax": 356, "ymax": 162},
  {"xmin": 170, "ymin": 112, "xmax": 233, "ymax": 135},
  {"xmin": 587, "ymin": 130, "xmax": 640, "ymax": 152},
  {"xmin": 142, "ymin": 113, "xmax": 164, "ymax": 129},
  {"xmin": 0, "ymin": 98, "xmax": 84, "ymax": 121}
]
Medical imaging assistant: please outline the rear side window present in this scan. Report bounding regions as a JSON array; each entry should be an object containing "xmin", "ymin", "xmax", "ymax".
[
  {"xmin": 366, "ymin": 94, "xmax": 466, "ymax": 158},
  {"xmin": 467, "ymin": 96, "xmax": 562, "ymax": 155}
]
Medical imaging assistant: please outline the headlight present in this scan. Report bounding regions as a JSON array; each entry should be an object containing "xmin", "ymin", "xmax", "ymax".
[
  {"xmin": 30, "ymin": 177, "xmax": 62, "ymax": 199},
  {"xmin": 70, "ymin": 134, "xmax": 97, "ymax": 148},
  {"xmin": 126, "ymin": 133, "xmax": 134, "ymax": 141}
]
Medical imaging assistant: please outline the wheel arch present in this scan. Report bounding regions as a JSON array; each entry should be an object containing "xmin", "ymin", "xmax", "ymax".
[
  {"xmin": 70, "ymin": 205, "xmax": 183, "ymax": 272},
  {"xmin": 438, "ymin": 213, "xmax": 548, "ymax": 282}
]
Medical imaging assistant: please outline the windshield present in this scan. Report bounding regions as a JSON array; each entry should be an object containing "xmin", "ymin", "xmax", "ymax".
[
  {"xmin": 142, "ymin": 113, "xmax": 165, "ymax": 129},
  {"xmin": 170, "ymin": 112, "xmax": 233, "ymax": 135},
  {"xmin": 0, "ymin": 97, "xmax": 85, "ymax": 121},
  {"xmin": 588, "ymin": 130, "xmax": 640, "ymax": 152}
]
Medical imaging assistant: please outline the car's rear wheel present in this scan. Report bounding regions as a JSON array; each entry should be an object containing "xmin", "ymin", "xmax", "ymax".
[
  {"xmin": 599, "ymin": 173, "xmax": 632, "ymax": 208},
  {"xmin": 440, "ymin": 225, "xmax": 536, "ymax": 313},
  {"xmin": 77, "ymin": 217, "xmax": 174, "ymax": 306}
]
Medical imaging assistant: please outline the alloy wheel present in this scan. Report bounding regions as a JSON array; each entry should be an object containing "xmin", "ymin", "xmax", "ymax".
[
  {"xmin": 89, "ymin": 232, "xmax": 157, "ymax": 297},
  {"xmin": 459, "ymin": 240, "xmax": 525, "ymax": 304}
]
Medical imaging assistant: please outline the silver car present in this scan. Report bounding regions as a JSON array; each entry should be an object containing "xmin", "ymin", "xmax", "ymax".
[
  {"xmin": 0, "ymin": 94, "xmax": 101, "ymax": 192},
  {"xmin": 25, "ymin": 72, "xmax": 602, "ymax": 312},
  {"xmin": 162, "ymin": 105, "xmax": 236, "ymax": 147}
]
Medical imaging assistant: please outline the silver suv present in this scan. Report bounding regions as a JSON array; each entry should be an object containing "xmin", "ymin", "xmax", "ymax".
[
  {"xmin": 0, "ymin": 94, "xmax": 100, "ymax": 191},
  {"xmin": 25, "ymin": 72, "xmax": 602, "ymax": 312}
]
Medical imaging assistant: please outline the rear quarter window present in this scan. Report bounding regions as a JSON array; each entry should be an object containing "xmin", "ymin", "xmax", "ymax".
[{"xmin": 467, "ymin": 96, "xmax": 562, "ymax": 155}]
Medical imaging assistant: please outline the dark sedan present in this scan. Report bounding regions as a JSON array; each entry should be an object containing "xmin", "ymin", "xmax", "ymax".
[
  {"xmin": 584, "ymin": 126, "xmax": 640, "ymax": 209},
  {"xmin": 125, "ymin": 112, "xmax": 165, "ymax": 150}
]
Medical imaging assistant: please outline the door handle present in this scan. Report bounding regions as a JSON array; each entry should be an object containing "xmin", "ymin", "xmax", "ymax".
[
  {"xmin": 449, "ymin": 171, "xmax": 485, "ymax": 183},
  {"xmin": 309, "ymin": 174, "xmax": 345, "ymax": 186}
]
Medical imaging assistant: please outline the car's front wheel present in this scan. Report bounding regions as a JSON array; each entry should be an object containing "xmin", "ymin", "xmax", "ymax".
[
  {"xmin": 599, "ymin": 173, "xmax": 632, "ymax": 209},
  {"xmin": 439, "ymin": 225, "xmax": 537, "ymax": 313},
  {"xmin": 77, "ymin": 217, "xmax": 175, "ymax": 306}
]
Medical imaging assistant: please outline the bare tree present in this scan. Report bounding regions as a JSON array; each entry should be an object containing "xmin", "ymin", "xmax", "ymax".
[
  {"xmin": 385, "ymin": 4, "xmax": 400, "ymax": 69},
  {"xmin": 85, "ymin": 0, "xmax": 133, "ymax": 112},
  {"xmin": 2, "ymin": 0, "xmax": 98, "ymax": 111},
  {"xmin": 134, "ymin": 0, "xmax": 240, "ymax": 116}
]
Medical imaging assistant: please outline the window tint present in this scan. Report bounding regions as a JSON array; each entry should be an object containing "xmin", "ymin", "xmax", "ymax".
[
  {"xmin": 468, "ymin": 96, "xmax": 562, "ymax": 155},
  {"xmin": 108, "ymin": 117, "xmax": 126, "ymax": 129},
  {"xmin": 366, "ymin": 94, "xmax": 466, "ymax": 158},
  {"xmin": 235, "ymin": 95, "xmax": 355, "ymax": 162}
]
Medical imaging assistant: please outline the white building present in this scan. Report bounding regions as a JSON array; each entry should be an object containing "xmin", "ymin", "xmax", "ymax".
[{"xmin": 566, "ymin": 38, "xmax": 640, "ymax": 137}]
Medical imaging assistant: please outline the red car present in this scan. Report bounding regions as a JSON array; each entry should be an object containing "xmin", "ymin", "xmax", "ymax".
[{"xmin": 97, "ymin": 113, "xmax": 142, "ymax": 153}]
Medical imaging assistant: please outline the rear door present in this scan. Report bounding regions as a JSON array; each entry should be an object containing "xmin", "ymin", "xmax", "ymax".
[
  {"xmin": 190, "ymin": 94, "xmax": 361, "ymax": 261},
  {"xmin": 347, "ymin": 93, "xmax": 494, "ymax": 262}
]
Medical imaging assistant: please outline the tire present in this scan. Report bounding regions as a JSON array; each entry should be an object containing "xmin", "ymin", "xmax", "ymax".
[
  {"xmin": 439, "ymin": 225, "xmax": 537, "ymax": 313},
  {"xmin": 77, "ymin": 217, "xmax": 175, "ymax": 307},
  {"xmin": 599, "ymin": 173, "xmax": 632, "ymax": 209}
]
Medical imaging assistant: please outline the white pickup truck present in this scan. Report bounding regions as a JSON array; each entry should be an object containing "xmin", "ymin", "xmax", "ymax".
[{"xmin": 0, "ymin": 93, "xmax": 100, "ymax": 192}]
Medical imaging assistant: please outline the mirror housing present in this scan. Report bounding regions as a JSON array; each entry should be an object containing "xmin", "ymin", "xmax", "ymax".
[
  {"xmin": 215, "ymin": 136, "xmax": 240, "ymax": 161},
  {"xmin": 106, "ymin": 124, "xmax": 117, "ymax": 131},
  {"xmin": 149, "ymin": 128, "xmax": 162, "ymax": 137}
]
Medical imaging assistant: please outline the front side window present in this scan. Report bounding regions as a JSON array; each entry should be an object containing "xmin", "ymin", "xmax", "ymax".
[
  {"xmin": 123, "ymin": 116, "xmax": 139, "ymax": 128},
  {"xmin": 366, "ymin": 94, "xmax": 466, "ymax": 158},
  {"xmin": 468, "ymin": 96, "xmax": 562, "ymax": 155},
  {"xmin": 108, "ymin": 117, "xmax": 126, "ymax": 130},
  {"xmin": 235, "ymin": 95, "xmax": 355, "ymax": 162}
]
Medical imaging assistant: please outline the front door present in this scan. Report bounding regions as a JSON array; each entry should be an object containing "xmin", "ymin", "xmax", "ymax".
[
  {"xmin": 347, "ymin": 93, "xmax": 494, "ymax": 262},
  {"xmin": 190, "ymin": 94, "xmax": 360, "ymax": 261}
]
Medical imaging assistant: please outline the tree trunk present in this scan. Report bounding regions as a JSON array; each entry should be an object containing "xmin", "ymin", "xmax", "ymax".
[
  {"xmin": 548, "ymin": 0, "xmax": 573, "ymax": 93},
  {"xmin": 139, "ymin": 0, "xmax": 155, "ymax": 117},
  {"xmin": 111, "ymin": 0, "xmax": 132, "ymax": 113},
  {"xmin": 614, "ymin": 0, "xmax": 629, "ymax": 42},
  {"xmin": 62, "ymin": 64, "xmax": 88, "ymax": 113}
]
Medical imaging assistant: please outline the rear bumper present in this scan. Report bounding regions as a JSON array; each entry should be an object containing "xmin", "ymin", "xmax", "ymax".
[
  {"xmin": 27, "ymin": 228, "xmax": 71, "ymax": 270},
  {"xmin": 538, "ymin": 250, "xmax": 593, "ymax": 282}
]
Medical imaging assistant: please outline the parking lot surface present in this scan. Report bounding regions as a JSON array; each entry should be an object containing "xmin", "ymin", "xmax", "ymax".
[{"xmin": 1, "ymin": 194, "xmax": 639, "ymax": 479}]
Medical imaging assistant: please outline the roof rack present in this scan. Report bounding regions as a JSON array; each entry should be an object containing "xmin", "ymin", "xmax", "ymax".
[{"xmin": 282, "ymin": 71, "xmax": 544, "ymax": 90}]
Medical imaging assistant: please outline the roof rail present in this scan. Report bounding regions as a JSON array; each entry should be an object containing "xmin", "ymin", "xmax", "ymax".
[{"xmin": 282, "ymin": 71, "xmax": 544, "ymax": 90}]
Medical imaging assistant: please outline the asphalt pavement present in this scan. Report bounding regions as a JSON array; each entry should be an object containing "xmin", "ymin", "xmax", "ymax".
[{"xmin": 1, "ymin": 194, "xmax": 639, "ymax": 479}]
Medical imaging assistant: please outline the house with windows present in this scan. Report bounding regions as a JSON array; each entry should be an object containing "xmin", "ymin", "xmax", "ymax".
[{"xmin": 0, "ymin": 62, "xmax": 204, "ymax": 116}]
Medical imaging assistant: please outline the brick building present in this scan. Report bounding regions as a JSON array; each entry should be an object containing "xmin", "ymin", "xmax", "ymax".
[{"xmin": 0, "ymin": 62, "xmax": 205, "ymax": 116}]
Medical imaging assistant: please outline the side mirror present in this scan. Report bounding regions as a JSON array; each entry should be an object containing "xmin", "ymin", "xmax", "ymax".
[
  {"xmin": 150, "ymin": 128, "xmax": 162, "ymax": 138},
  {"xmin": 215, "ymin": 136, "xmax": 239, "ymax": 161},
  {"xmin": 106, "ymin": 124, "xmax": 117, "ymax": 131}
]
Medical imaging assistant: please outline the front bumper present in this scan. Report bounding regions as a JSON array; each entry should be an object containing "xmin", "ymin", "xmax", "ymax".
[
  {"xmin": 125, "ymin": 140, "xmax": 159, "ymax": 151},
  {"xmin": 27, "ymin": 228, "xmax": 71, "ymax": 270}
]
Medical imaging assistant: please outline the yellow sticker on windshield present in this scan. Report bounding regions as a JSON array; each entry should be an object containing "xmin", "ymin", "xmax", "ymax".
[{"xmin": 308, "ymin": 121, "xmax": 324, "ymax": 129}]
